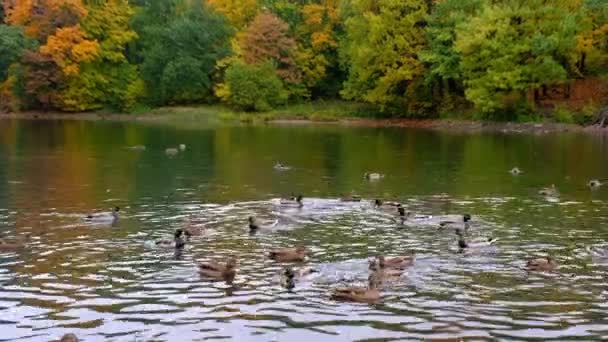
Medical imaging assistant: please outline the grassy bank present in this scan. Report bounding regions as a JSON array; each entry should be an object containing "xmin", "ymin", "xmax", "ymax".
[
  {"xmin": 2, "ymin": 100, "xmax": 606, "ymax": 134},
  {"xmin": 214, "ymin": 100, "xmax": 381, "ymax": 122},
  {"xmin": 141, "ymin": 100, "xmax": 604, "ymax": 126}
]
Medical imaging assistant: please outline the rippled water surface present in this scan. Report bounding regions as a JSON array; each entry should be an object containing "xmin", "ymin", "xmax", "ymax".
[{"xmin": 1, "ymin": 119, "xmax": 608, "ymax": 341}]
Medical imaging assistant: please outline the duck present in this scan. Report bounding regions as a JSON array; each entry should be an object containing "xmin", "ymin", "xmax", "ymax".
[
  {"xmin": 269, "ymin": 246, "xmax": 308, "ymax": 262},
  {"xmin": 364, "ymin": 172, "xmax": 384, "ymax": 181},
  {"xmin": 198, "ymin": 257, "xmax": 238, "ymax": 283},
  {"xmin": 370, "ymin": 254, "xmax": 415, "ymax": 270},
  {"xmin": 280, "ymin": 267, "xmax": 296, "ymax": 290},
  {"xmin": 60, "ymin": 334, "xmax": 78, "ymax": 342},
  {"xmin": 525, "ymin": 257, "xmax": 557, "ymax": 271},
  {"xmin": 279, "ymin": 195, "xmax": 303, "ymax": 208},
  {"xmin": 438, "ymin": 214, "xmax": 471, "ymax": 230},
  {"xmin": 155, "ymin": 229, "xmax": 187, "ymax": 249},
  {"xmin": 539, "ymin": 184, "xmax": 558, "ymax": 197},
  {"xmin": 455, "ymin": 229, "xmax": 497, "ymax": 249},
  {"xmin": 588, "ymin": 179, "xmax": 603, "ymax": 189},
  {"xmin": 184, "ymin": 224, "xmax": 205, "ymax": 236},
  {"xmin": 248, "ymin": 216, "xmax": 278, "ymax": 233},
  {"xmin": 373, "ymin": 199, "xmax": 402, "ymax": 210},
  {"xmin": 85, "ymin": 206, "xmax": 120, "ymax": 224},
  {"xmin": 179, "ymin": 144, "xmax": 186, "ymax": 151},
  {"xmin": 0, "ymin": 234, "xmax": 30, "ymax": 252},
  {"xmin": 509, "ymin": 167, "xmax": 522, "ymax": 175},
  {"xmin": 587, "ymin": 245, "xmax": 608, "ymax": 258},
  {"xmin": 395, "ymin": 206, "xmax": 415, "ymax": 223},
  {"xmin": 369, "ymin": 256, "xmax": 403, "ymax": 283},
  {"xmin": 183, "ymin": 216, "xmax": 206, "ymax": 236},
  {"xmin": 340, "ymin": 194, "xmax": 362, "ymax": 202},
  {"xmin": 165, "ymin": 147, "xmax": 179, "ymax": 155},
  {"xmin": 280, "ymin": 266, "xmax": 318, "ymax": 289},
  {"xmin": 274, "ymin": 162, "xmax": 291, "ymax": 171},
  {"xmin": 330, "ymin": 272, "xmax": 382, "ymax": 303}
]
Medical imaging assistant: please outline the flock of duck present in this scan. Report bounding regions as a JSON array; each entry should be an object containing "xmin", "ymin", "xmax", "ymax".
[
  {"xmin": 3, "ymin": 160, "xmax": 606, "ymax": 342},
  {"xmin": 68, "ymin": 165, "xmax": 606, "ymax": 305}
]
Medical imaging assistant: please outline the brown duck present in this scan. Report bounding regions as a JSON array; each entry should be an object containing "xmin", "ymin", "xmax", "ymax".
[
  {"xmin": 60, "ymin": 334, "xmax": 78, "ymax": 342},
  {"xmin": 269, "ymin": 246, "xmax": 308, "ymax": 262},
  {"xmin": 340, "ymin": 195, "xmax": 361, "ymax": 202},
  {"xmin": 526, "ymin": 257, "xmax": 557, "ymax": 271},
  {"xmin": 184, "ymin": 224, "xmax": 205, "ymax": 237},
  {"xmin": 0, "ymin": 234, "xmax": 30, "ymax": 252},
  {"xmin": 330, "ymin": 273, "xmax": 382, "ymax": 303},
  {"xmin": 198, "ymin": 257, "xmax": 238, "ymax": 283},
  {"xmin": 370, "ymin": 254, "xmax": 415, "ymax": 270}
]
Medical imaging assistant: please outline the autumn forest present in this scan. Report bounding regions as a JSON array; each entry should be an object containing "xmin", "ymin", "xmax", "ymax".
[{"xmin": 0, "ymin": 0, "xmax": 607, "ymax": 120}]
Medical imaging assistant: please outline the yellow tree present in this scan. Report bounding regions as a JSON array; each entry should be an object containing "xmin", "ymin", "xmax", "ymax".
[
  {"xmin": 207, "ymin": 0, "xmax": 259, "ymax": 29},
  {"xmin": 340, "ymin": 0, "xmax": 429, "ymax": 113},
  {"xmin": 296, "ymin": 0, "xmax": 340, "ymax": 89}
]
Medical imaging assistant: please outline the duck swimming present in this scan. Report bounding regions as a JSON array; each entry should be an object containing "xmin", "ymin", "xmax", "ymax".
[
  {"xmin": 370, "ymin": 254, "xmax": 415, "ymax": 270},
  {"xmin": 60, "ymin": 334, "xmax": 78, "ymax": 342},
  {"xmin": 455, "ymin": 229, "xmax": 497, "ymax": 250},
  {"xmin": 155, "ymin": 229, "xmax": 187, "ymax": 249},
  {"xmin": 274, "ymin": 162, "xmax": 291, "ymax": 171},
  {"xmin": 165, "ymin": 147, "xmax": 179, "ymax": 155},
  {"xmin": 539, "ymin": 184, "xmax": 558, "ymax": 197},
  {"xmin": 395, "ymin": 206, "xmax": 416, "ymax": 223},
  {"xmin": 373, "ymin": 199, "xmax": 401, "ymax": 210},
  {"xmin": 85, "ymin": 207, "xmax": 120, "ymax": 224},
  {"xmin": 279, "ymin": 195, "xmax": 303, "ymax": 208},
  {"xmin": 365, "ymin": 172, "xmax": 384, "ymax": 181},
  {"xmin": 330, "ymin": 272, "xmax": 382, "ymax": 303},
  {"xmin": 183, "ymin": 216, "xmax": 206, "ymax": 236},
  {"xmin": 0, "ymin": 234, "xmax": 30, "ymax": 252},
  {"xmin": 269, "ymin": 246, "xmax": 308, "ymax": 262},
  {"xmin": 340, "ymin": 194, "xmax": 362, "ymax": 202},
  {"xmin": 587, "ymin": 245, "xmax": 608, "ymax": 258},
  {"xmin": 510, "ymin": 167, "xmax": 522, "ymax": 175},
  {"xmin": 588, "ymin": 179, "xmax": 603, "ymax": 189},
  {"xmin": 439, "ymin": 214, "xmax": 471, "ymax": 230},
  {"xmin": 525, "ymin": 257, "xmax": 557, "ymax": 271},
  {"xmin": 280, "ymin": 267, "xmax": 296, "ymax": 290},
  {"xmin": 248, "ymin": 216, "xmax": 279, "ymax": 233},
  {"xmin": 280, "ymin": 266, "xmax": 318, "ymax": 290},
  {"xmin": 198, "ymin": 257, "xmax": 238, "ymax": 283}
]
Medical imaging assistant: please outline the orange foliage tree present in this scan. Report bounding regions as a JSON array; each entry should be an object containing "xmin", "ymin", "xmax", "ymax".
[
  {"xmin": 3, "ymin": 0, "xmax": 101, "ymax": 111},
  {"xmin": 3, "ymin": 0, "xmax": 87, "ymax": 40},
  {"xmin": 40, "ymin": 25, "xmax": 98, "ymax": 76},
  {"xmin": 239, "ymin": 11, "xmax": 301, "ymax": 84}
]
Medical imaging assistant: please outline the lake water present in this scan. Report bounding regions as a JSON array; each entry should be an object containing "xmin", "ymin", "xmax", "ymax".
[{"xmin": 0, "ymin": 119, "xmax": 608, "ymax": 341}]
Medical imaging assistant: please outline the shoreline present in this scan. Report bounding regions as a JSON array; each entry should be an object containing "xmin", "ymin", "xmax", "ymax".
[{"xmin": 1, "ymin": 110, "xmax": 606, "ymax": 134}]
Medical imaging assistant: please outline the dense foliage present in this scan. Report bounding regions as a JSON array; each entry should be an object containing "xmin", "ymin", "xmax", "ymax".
[
  {"xmin": 0, "ymin": 0, "xmax": 606, "ymax": 116},
  {"xmin": 220, "ymin": 61, "xmax": 288, "ymax": 111}
]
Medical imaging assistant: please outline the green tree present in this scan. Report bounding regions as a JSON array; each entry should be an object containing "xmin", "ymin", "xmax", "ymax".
[
  {"xmin": 0, "ymin": 25, "xmax": 33, "ymax": 82},
  {"xmin": 420, "ymin": 0, "xmax": 483, "ymax": 94},
  {"xmin": 340, "ymin": 0, "xmax": 429, "ymax": 114},
  {"xmin": 140, "ymin": 3, "xmax": 233, "ymax": 105},
  {"xmin": 220, "ymin": 61, "xmax": 288, "ymax": 111},
  {"xmin": 577, "ymin": 0, "xmax": 608, "ymax": 75},
  {"xmin": 455, "ymin": 0, "xmax": 581, "ymax": 113}
]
